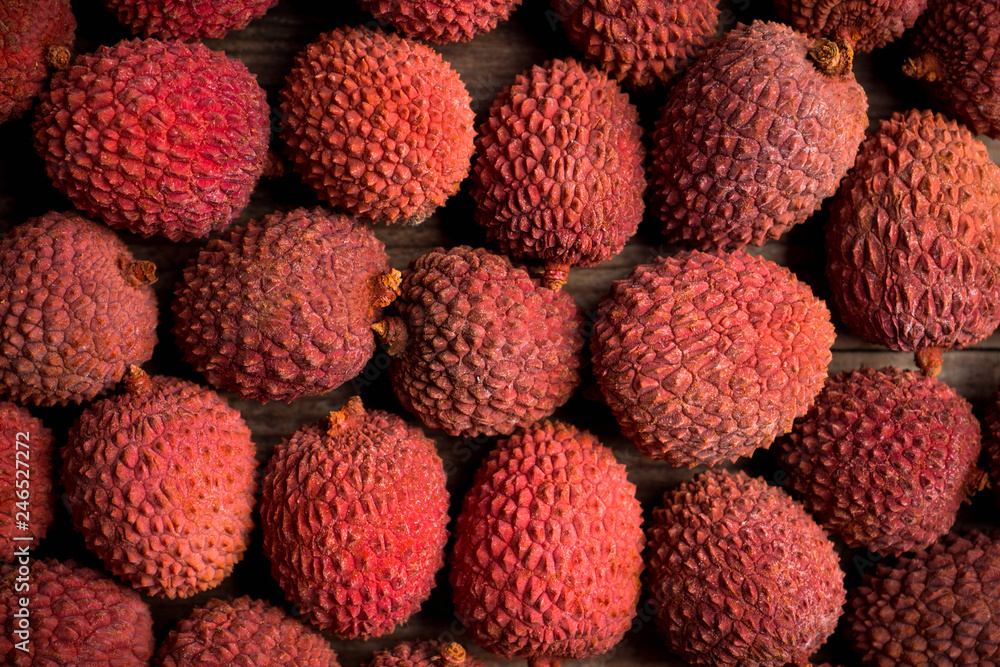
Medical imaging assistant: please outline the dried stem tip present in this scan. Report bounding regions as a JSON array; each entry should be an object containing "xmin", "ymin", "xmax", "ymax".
[
  {"xmin": 46, "ymin": 44, "xmax": 71, "ymax": 70},
  {"xmin": 371, "ymin": 269, "xmax": 403, "ymax": 310},
  {"xmin": 122, "ymin": 259, "xmax": 157, "ymax": 287},
  {"xmin": 372, "ymin": 316, "xmax": 409, "ymax": 357},
  {"xmin": 808, "ymin": 38, "xmax": 853, "ymax": 77},
  {"xmin": 439, "ymin": 642, "xmax": 467, "ymax": 666},
  {"xmin": 123, "ymin": 365, "xmax": 152, "ymax": 396},
  {"xmin": 327, "ymin": 396, "xmax": 365, "ymax": 436},
  {"xmin": 541, "ymin": 263, "xmax": 570, "ymax": 291},
  {"xmin": 915, "ymin": 346, "xmax": 943, "ymax": 377}
]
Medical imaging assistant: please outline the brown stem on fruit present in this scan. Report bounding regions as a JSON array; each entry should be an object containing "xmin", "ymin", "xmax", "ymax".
[
  {"xmin": 541, "ymin": 263, "xmax": 570, "ymax": 291},
  {"xmin": 369, "ymin": 268, "xmax": 402, "ymax": 314},
  {"xmin": 121, "ymin": 259, "xmax": 157, "ymax": 287},
  {"xmin": 808, "ymin": 38, "xmax": 853, "ymax": 77},
  {"xmin": 372, "ymin": 316, "xmax": 409, "ymax": 356},
  {"xmin": 903, "ymin": 52, "xmax": 943, "ymax": 83},
  {"xmin": 262, "ymin": 149, "xmax": 286, "ymax": 178},
  {"xmin": 915, "ymin": 346, "xmax": 943, "ymax": 377},
  {"xmin": 46, "ymin": 44, "xmax": 71, "ymax": 70},
  {"xmin": 963, "ymin": 466, "xmax": 989, "ymax": 502},
  {"xmin": 438, "ymin": 642, "xmax": 467, "ymax": 666},
  {"xmin": 327, "ymin": 396, "xmax": 364, "ymax": 436},
  {"xmin": 123, "ymin": 365, "xmax": 152, "ymax": 396}
]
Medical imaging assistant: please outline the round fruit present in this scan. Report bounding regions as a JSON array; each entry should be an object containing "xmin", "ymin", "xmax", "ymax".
[
  {"xmin": 774, "ymin": 0, "xmax": 928, "ymax": 52},
  {"xmin": 0, "ymin": 0, "xmax": 74, "ymax": 123},
  {"xmin": 472, "ymin": 57, "xmax": 645, "ymax": 288},
  {"xmin": 34, "ymin": 38, "xmax": 270, "ymax": 240},
  {"xmin": 158, "ymin": 596, "xmax": 340, "ymax": 666},
  {"xmin": 378, "ymin": 245, "xmax": 583, "ymax": 437},
  {"xmin": 552, "ymin": 0, "xmax": 721, "ymax": 88},
  {"xmin": 63, "ymin": 368, "xmax": 257, "ymax": 598},
  {"xmin": 451, "ymin": 421, "xmax": 644, "ymax": 664},
  {"xmin": 0, "ymin": 402, "xmax": 55, "ymax": 561},
  {"xmin": 647, "ymin": 469, "xmax": 845, "ymax": 666},
  {"xmin": 650, "ymin": 20, "xmax": 868, "ymax": 251},
  {"xmin": 591, "ymin": 249, "xmax": 835, "ymax": 466},
  {"xmin": 0, "ymin": 211, "xmax": 158, "ymax": 406},
  {"xmin": 827, "ymin": 109, "xmax": 1000, "ymax": 377},
  {"xmin": 280, "ymin": 26, "xmax": 475, "ymax": 224},
  {"xmin": 173, "ymin": 207, "xmax": 399, "ymax": 403},
  {"xmin": 260, "ymin": 397, "xmax": 449, "ymax": 639},
  {"xmin": 102, "ymin": 0, "xmax": 278, "ymax": 40},
  {"xmin": 357, "ymin": 0, "xmax": 522, "ymax": 43}
]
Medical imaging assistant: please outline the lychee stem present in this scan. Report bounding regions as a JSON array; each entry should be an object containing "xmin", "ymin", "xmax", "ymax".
[
  {"xmin": 808, "ymin": 38, "xmax": 853, "ymax": 77},
  {"xmin": 46, "ymin": 44, "xmax": 70, "ymax": 70},
  {"xmin": 915, "ymin": 346, "xmax": 943, "ymax": 377},
  {"xmin": 438, "ymin": 642, "xmax": 467, "ymax": 666},
  {"xmin": 963, "ymin": 466, "xmax": 989, "ymax": 501},
  {"xmin": 372, "ymin": 316, "xmax": 409, "ymax": 356},
  {"xmin": 903, "ymin": 52, "xmax": 943, "ymax": 83},
  {"xmin": 541, "ymin": 263, "xmax": 570, "ymax": 291},
  {"xmin": 370, "ymin": 269, "xmax": 402, "ymax": 312},
  {"xmin": 122, "ymin": 259, "xmax": 157, "ymax": 287},
  {"xmin": 123, "ymin": 365, "xmax": 152, "ymax": 396},
  {"xmin": 327, "ymin": 396, "xmax": 365, "ymax": 436}
]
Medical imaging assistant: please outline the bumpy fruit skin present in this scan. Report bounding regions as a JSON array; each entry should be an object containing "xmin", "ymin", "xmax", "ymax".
[
  {"xmin": 451, "ymin": 421, "xmax": 644, "ymax": 663},
  {"xmin": 591, "ymin": 250, "xmax": 835, "ymax": 466},
  {"xmin": 358, "ymin": 0, "xmax": 522, "ymax": 43},
  {"xmin": 364, "ymin": 640, "xmax": 484, "ymax": 667},
  {"xmin": 158, "ymin": 596, "xmax": 340, "ymax": 666},
  {"xmin": 774, "ymin": 0, "xmax": 927, "ymax": 52},
  {"xmin": 650, "ymin": 21, "xmax": 868, "ymax": 251},
  {"xmin": 63, "ymin": 371, "xmax": 257, "ymax": 598},
  {"xmin": 777, "ymin": 366, "xmax": 982, "ymax": 555},
  {"xmin": 472, "ymin": 58, "xmax": 645, "ymax": 283},
  {"xmin": 384, "ymin": 246, "xmax": 583, "ymax": 437},
  {"xmin": 173, "ymin": 207, "xmax": 396, "ymax": 403},
  {"xmin": 827, "ymin": 109, "xmax": 1000, "ymax": 375},
  {"xmin": 846, "ymin": 530, "xmax": 1000, "ymax": 665},
  {"xmin": 103, "ymin": 0, "xmax": 278, "ymax": 40},
  {"xmin": 0, "ymin": 559, "xmax": 154, "ymax": 666},
  {"xmin": 905, "ymin": 0, "xmax": 1000, "ymax": 139},
  {"xmin": 0, "ymin": 0, "xmax": 74, "ymax": 123},
  {"xmin": 0, "ymin": 403, "xmax": 55, "ymax": 561},
  {"xmin": 647, "ymin": 469, "xmax": 845, "ymax": 667},
  {"xmin": 280, "ymin": 26, "xmax": 475, "ymax": 224},
  {"xmin": 34, "ymin": 38, "xmax": 270, "ymax": 241},
  {"xmin": 260, "ymin": 398, "xmax": 449, "ymax": 640},
  {"xmin": 553, "ymin": 0, "xmax": 721, "ymax": 88},
  {"xmin": 0, "ymin": 211, "xmax": 158, "ymax": 406}
]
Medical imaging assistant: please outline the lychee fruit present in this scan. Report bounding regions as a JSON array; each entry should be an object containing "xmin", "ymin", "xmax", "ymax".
[
  {"xmin": 357, "ymin": 0, "xmax": 522, "ymax": 43},
  {"xmin": 363, "ymin": 640, "xmax": 484, "ymax": 667},
  {"xmin": 0, "ymin": 558, "xmax": 154, "ymax": 666},
  {"xmin": 260, "ymin": 396, "xmax": 449, "ymax": 639},
  {"xmin": 280, "ymin": 26, "xmax": 476, "ymax": 224},
  {"xmin": 552, "ymin": 0, "xmax": 721, "ymax": 88},
  {"xmin": 590, "ymin": 249, "xmax": 835, "ymax": 466},
  {"xmin": 102, "ymin": 0, "xmax": 279, "ymax": 40},
  {"xmin": 450, "ymin": 421, "xmax": 644, "ymax": 665},
  {"xmin": 650, "ymin": 20, "xmax": 868, "ymax": 251},
  {"xmin": 774, "ymin": 0, "xmax": 928, "ymax": 52},
  {"xmin": 0, "ymin": 402, "xmax": 55, "ymax": 562},
  {"xmin": 0, "ymin": 0, "xmax": 74, "ymax": 124},
  {"xmin": 34, "ymin": 38, "xmax": 270, "ymax": 241},
  {"xmin": 647, "ymin": 469, "xmax": 846, "ymax": 666},
  {"xmin": 472, "ymin": 57, "xmax": 645, "ymax": 288},
  {"xmin": 157, "ymin": 596, "xmax": 340, "ymax": 666},
  {"xmin": 377, "ymin": 245, "xmax": 583, "ymax": 437},
  {"xmin": 63, "ymin": 367, "xmax": 257, "ymax": 598},
  {"xmin": 826, "ymin": 109, "xmax": 1000, "ymax": 377},
  {"xmin": 172, "ymin": 207, "xmax": 399, "ymax": 403},
  {"xmin": 0, "ymin": 210, "xmax": 158, "ymax": 406}
]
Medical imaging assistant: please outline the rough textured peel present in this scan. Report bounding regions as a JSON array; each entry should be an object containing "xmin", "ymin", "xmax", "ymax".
[
  {"xmin": 63, "ymin": 370, "xmax": 257, "ymax": 598},
  {"xmin": 383, "ymin": 246, "xmax": 583, "ymax": 437},
  {"xmin": 450, "ymin": 421, "xmax": 644, "ymax": 664},
  {"xmin": 774, "ymin": 0, "xmax": 928, "ymax": 52},
  {"xmin": 591, "ymin": 249, "xmax": 835, "ymax": 466},
  {"xmin": 260, "ymin": 397, "xmax": 449, "ymax": 639},
  {"xmin": 34, "ymin": 38, "xmax": 270, "ymax": 240},
  {"xmin": 647, "ymin": 469, "xmax": 845, "ymax": 666},
  {"xmin": 280, "ymin": 26, "xmax": 475, "ymax": 224},
  {"xmin": 358, "ymin": 0, "xmax": 522, "ymax": 42},
  {"xmin": 0, "ymin": 402, "xmax": 55, "ymax": 561},
  {"xmin": 102, "ymin": 0, "xmax": 278, "ymax": 40},
  {"xmin": 650, "ymin": 20, "xmax": 868, "ymax": 250},
  {"xmin": 0, "ymin": 211, "xmax": 158, "ymax": 406}
]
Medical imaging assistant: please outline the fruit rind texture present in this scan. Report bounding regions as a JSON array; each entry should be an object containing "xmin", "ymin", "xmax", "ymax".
[
  {"xmin": 363, "ymin": 639, "xmax": 485, "ymax": 667},
  {"xmin": 358, "ymin": 0, "xmax": 522, "ymax": 43},
  {"xmin": 280, "ymin": 26, "xmax": 476, "ymax": 225},
  {"xmin": 102, "ymin": 0, "xmax": 279, "ymax": 40},
  {"xmin": 773, "ymin": 0, "xmax": 928, "ymax": 52},
  {"xmin": 450, "ymin": 421, "xmax": 644, "ymax": 663},
  {"xmin": 0, "ymin": 402, "xmax": 55, "ymax": 561},
  {"xmin": 172, "ymin": 207, "xmax": 396, "ymax": 403},
  {"xmin": 0, "ymin": 211, "xmax": 158, "ymax": 406},
  {"xmin": 590, "ymin": 249, "xmax": 835, "ymax": 466},
  {"xmin": 33, "ymin": 38, "xmax": 270, "ymax": 241},
  {"xmin": 63, "ymin": 371, "xmax": 257, "ymax": 598},
  {"xmin": 647, "ymin": 469, "xmax": 846, "ymax": 666}
]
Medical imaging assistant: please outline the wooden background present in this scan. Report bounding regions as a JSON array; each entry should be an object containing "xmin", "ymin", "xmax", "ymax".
[{"xmin": 2, "ymin": 0, "xmax": 999, "ymax": 664}]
